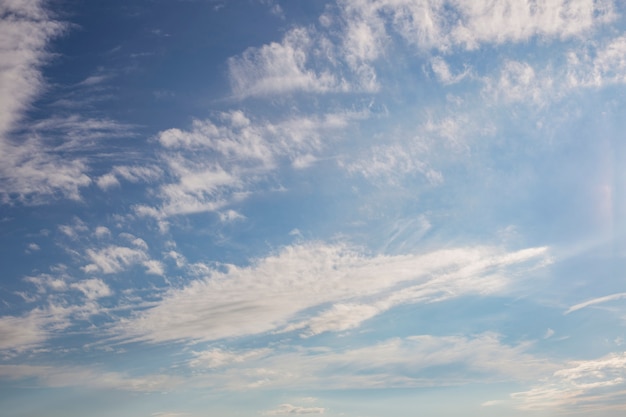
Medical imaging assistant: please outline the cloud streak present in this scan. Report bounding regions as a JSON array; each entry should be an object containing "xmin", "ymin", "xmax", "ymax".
[
  {"xmin": 512, "ymin": 352, "xmax": 626, "ymax": 412},
  {"xmin": 565, "ymin": 292, "xmax": 626, "ymax": 314},
  {"xmin": 112, "ymin": 242, "xmax": 550, "ymax": 344},
  {"xmin": 186, "ymin": 332, "xmax": 554, "ymax": 391}
]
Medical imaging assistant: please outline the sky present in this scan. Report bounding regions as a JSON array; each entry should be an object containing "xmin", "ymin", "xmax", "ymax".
[{"xmin": 2, "ymin": 0, "xmax": 626, "ymax": 416}]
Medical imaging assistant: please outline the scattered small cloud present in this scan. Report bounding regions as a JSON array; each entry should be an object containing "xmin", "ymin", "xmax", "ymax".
[
  {"xmin": 70, "ymin": 278, "xmax": 112, "ymax": 300},
  {"xmin": 544, "ymin": 328, "xmax": 555, "ymax": 339},
  {"xmin": 26, "ymin": 243, "xmax": 41, "ymax": 253}
]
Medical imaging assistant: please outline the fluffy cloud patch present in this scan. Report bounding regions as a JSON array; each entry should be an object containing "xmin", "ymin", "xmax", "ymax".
[
  {"xmin": 339, "ymin": 0, "xmax": 614, "ymax": 52},
  {"xmin": 228, "ymin": 28, "xmax": 345, "ymax": 97},
  {"xmin": 137, "ymin": 110, "xmax": 361, "ymax": 220},
  {"xmin": 83, "ymin": 245, "xmax": 149, "ymax": 274},
  {"xmin": 70, "ymin": 278, "xmax": 112, "ymax": 300}
]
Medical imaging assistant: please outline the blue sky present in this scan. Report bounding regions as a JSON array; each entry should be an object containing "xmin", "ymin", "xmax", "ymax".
[{"xmin": 2, "ymin": 0, "xmax": 626, "ymax": 416}]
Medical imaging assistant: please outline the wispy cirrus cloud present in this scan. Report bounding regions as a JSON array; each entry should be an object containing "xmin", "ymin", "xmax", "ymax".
[
  {"xmin": 187, "ymin": 332, "xmax": 554, "ymax": 391},
  {"xmin": 189, "ymin": 347, "xmax": 271, "ymax": 369},
  {"xmin": 0, "ymin": 331, "xmax": 555, "ymax": 393},
  {"xmin": 112, "ymin": 242, "xmax": 550, "ymax": 344},
  {"xmin": 565, "ymin": 292, "xmax": 626, "ymax": 314},
  {"xmin": 0, "ymin": 1, "xmax": 138, "ymax": 203},
  {"xmin": 0, "ymin": 2, "xmax": 91, "ymax": 204},
  {"xmin": 0, "ymin": 363, "xmax": 181, "ymax": 392},
  {"xmin": 0, "ymin": 296, "xmax": 108, "ymax": 354},
  {"xmin": 0, "ymin": 0, "xmax": 64, "ymax": 140},
  {"xmin": 29, "ymin": 115, "xmax": 136, "ymax": 150},
  {"xmin": 512, "ymin": 351, "xmax": 626, "ymax": 412},
  {"xmin": 0, "ymin": 309, "xmax": 65, "ymax": 352},
  {"xmin": 96, "ymin": 165, "xmax": 163, "ymax": 190}
]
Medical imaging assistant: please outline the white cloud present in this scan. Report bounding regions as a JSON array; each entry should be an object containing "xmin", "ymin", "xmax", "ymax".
[
  {"xmin": 291, "ymin": 154, "xmax": 317, "ymax": 169},
  {"xmin": 0, "ymin": 4, "xmax": 112, "ymax": 203},
  {"xmin": 27, "ymin": 242, "xmax": 41, "ymax": 252},
  {"xmin": 58, "ymin": 218, "xmax": 89, "ymax": 239},
  {"xmin": 112, "ymin": 242, "xmax": 549, "ymax": 344},
  {"xmin": 219, "ymin": 209, "xmax": 245, "ymax": 222},
  {"xmin": 565, "ymin": 292, "xmax": 626, "ymax": 314},
  {"xmin": 341, "ymin": 113, "xmax": 476, "ymax": 185},
  {"xmin": 77, "ymin": 74, "xmax": 109, "ymax": 86},
  {"xmin": 189, "ymin": 347, "xmax": 270, "ymax": 369},
  {"xmin": 343, "ymin": 143, "xmax": 443, "ymax": 185},
  {"xmin": 29, "ymin": 115, "xmax": 136, "ymax": 150},
  {"xmin": 0, "ymin": 313, "xmax": 49, "ymax": 351},
  {"xmin": 94, "ymin": 226, "xmax": 111, "ymax": 238},
  {"xmin": 0, "ymin": 364, "xmax": 181, "ymax": 392},
  {"xmin": 0, "ymin": 141, "xmax": 91, "ymax": 203},
  {"xmin": 139, "ymin": 110, "xmax": 361, "ymax": 220},
  {"xmin": 339, "ymin": 0, "xmax": 615, "ymax": 53},
  {"xmin": 24, "ymin": 273, "xmax": 68, "ymax": 294},
  {"xmin": 483, "ymin": 60, "xmax": 556, "ymax": 106},
  {"xmin": 263, "ymin": 404, "xmax": 325, "ymax": 415},
  {"xmin": 0, "ymin": 307, "xmax": 70, "ymax": 352},
  {"xmin": 0, "ymin": 0, "xmax": 64, "ymax": 140},
  {"xmin": 128, "ymin": 236, "xmax": 149, "ymax": 251},
  {"xmin": 83, "ymin": 245, "xmax": 149, "ymax": 274},
  {"xmin": 566, "ymin": 34, "xmax": 626, "ymax": 88},
  {"xmin": 283, "ymin": 303, "xmax": 381, "ymax": 337},
  {"xmin": 512, "ymin": 352, "xmax": 626, "ymax": 412},
  {"xmin": 143, "ymin": 260, "xmax": 165, "ymax": 276},
  {"xmin": 80, "ymin": 233, "xmax": 166, "ymax": 276},
  {"xmin": 430, "ymin": 56, "xmax": 469, "ymax": 85},
  {"xmin": 187, "ymin": 333, "xmax": 554, "ymax": 391},
  {"xmin": 449, "ymin": 0, "xmax": 614, "ymax": 49},
  {"xmin": 227, "ymin": 0, "xmax": 614, "ymax": 98},
  {"xmin": 483, "ymin": 34, "xmax": 626, "ymax": 107},
  {"xmin": 97, "ymin": 165, "xmax": 163, "ymax": 191},
  {"xmin": 228, "ymin": 27, "xmax": 345, "ymax": 97},
  {"xmin": 70, "ymin": 278, "xmax": 112, "ymax": 300},
  {"xmin": 0, "ymin": 3, "xmax": 142, "ymax": 203},
  {"xmin": 167, "ymin": 250, "xmax": 187, "ymax": 268},
  {"xmin": 96, "ymin": 173, "xmax": 120, "ymax": 190}
]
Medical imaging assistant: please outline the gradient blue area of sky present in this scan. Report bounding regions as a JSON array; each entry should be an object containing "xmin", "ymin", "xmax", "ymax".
[{"xmin": 2, "ymin": 1, "xmax": 626, "ymax": 416}]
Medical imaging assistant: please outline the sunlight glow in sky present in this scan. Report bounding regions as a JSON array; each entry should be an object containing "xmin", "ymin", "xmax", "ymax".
[{"xmin": 2, "ymin": 1, "xmax": 626, "ymax": 416}]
